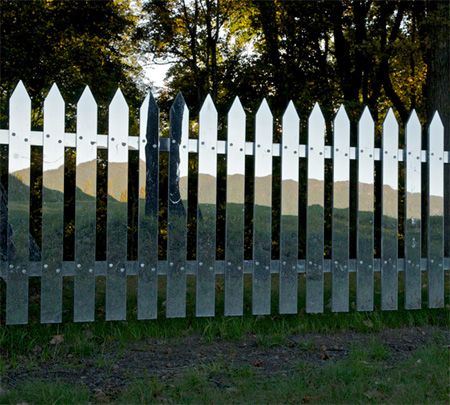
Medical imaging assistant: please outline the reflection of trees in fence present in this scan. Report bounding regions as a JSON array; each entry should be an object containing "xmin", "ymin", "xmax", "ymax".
[{"xmin": 0, "ymin": 81, "xmax": 448, "ymax": 324}]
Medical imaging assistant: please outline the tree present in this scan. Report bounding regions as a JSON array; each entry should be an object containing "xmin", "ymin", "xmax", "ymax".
[
  {"xmin": 0, "ymin": 0, "xmax": 146, "ymax": 132},
  {"xmin": 137, "ymin": 0, "xmax": 248, "ymax": 113}
]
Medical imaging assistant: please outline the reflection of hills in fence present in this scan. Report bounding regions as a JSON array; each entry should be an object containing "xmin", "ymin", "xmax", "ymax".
[
  {"xmin": 226, "ymin": 174, "xmax": 245, "ymax": 204},
  {"xmin": 358, "ymin": 182, "xmax": 374, "ymax": 212},
  {"xmin": 108, "ymin": 162, "xmax": 128, "ymax": 202},
  {"xmin": 198, "ymin": 173, "xmax": 216, "ymax": 205},
  {"xmin": 382, "ymin": 184, "xmax": 399, "ymax": 219},
  {"xmin": 8, "ymin": 170, "xmax": 31, "ymax": 201},
  {"xmin": 75, "ymin": 160, "xmax": 97, "ymax": 197},
  {"xmin": 307, "ymin": 179, "xmax": 324, "ymax": 206},
  {"xmin": 254, "ymin": 175, "xmax": 272, "ymax": 207},
  {"xmin": 332, "ymin": 181, "xmax": 350, "ymax": 210},
  {"xmin": 281, "ymin": 179, "xmax": 298, "ymax": 215}
]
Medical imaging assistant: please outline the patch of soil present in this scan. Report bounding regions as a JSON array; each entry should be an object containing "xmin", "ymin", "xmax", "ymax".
[{"xmin": 2, "ymin": 326, "xmax": 449, "ymax": 399}]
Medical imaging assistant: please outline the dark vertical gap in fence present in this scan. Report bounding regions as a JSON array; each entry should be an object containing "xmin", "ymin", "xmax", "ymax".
[
  {"xmin": 0, "ymin": 144, "xmax": 7, "ymax": 263},
  {"xmin": 349, "ymin": 119, "xmax": 357, "ymax": 260},
  {"xmin": 28, "ymin": 276, "xmax": 41, "ymax": 320},
  {"xmin": 374, "ymin": 160, "xmax": 382, "ymax": 258},
  {"xmin": 444, "ymin": 124, "xmax": 449, "ymax": 258},
  {"xmin": 158, "ymin": 151, "xmax": 168, "ymax": 260},
  {"xmin": 324, "ymin": 159, "xmax": 333, "ymax": 259},
  {"xmin": 63, "ymin": 148, "xmax": 75, "ymax": 261},
  {"xmin": 30, "ymin": 146, "xmax": 42, "ymax": 259},
  {"xmin": 216, "ymin": 154, "xmax": 226, "ymax": 260},
  {"xmin": 324, "ymin": 117, "xmax": 333, "ymax": 260},
  {"xmin": 349, "ymin": 159, "xmax": 357, "ymax": 259},
  {"xmin": 421, "ymin": 161, "xmax": 428, "ymax": 258},
  {"xmin": 244, "ymin": 155, "xmax": 254, "ymax": 260},
  {"xmin": 271, "ymin": 156, "xmax": 281, "ymax": 260},
  {"xmin": 187, "ymin": 153, "xmax": 197, "ymax": 260},
  {"xmin": 63, "ymin": 148, "xmax": 76, "ymax": 261},
  {"xmin": 96, "ymin": 148, "xmax": 108, "ymax": 261},
  {"xmin": 0, "ymin": 144, "xmax": 6, "ymax": 321},
  {"xmin": 298, "ymin": 158, "xmax": 307, "ymax": 259},
  {"xmin": 127, "ymin": 149, "xmax": 139, "ymax": 261},
  {"xmin": 398, "ymin": 161, "xmax": 405, "ymax": 259}
]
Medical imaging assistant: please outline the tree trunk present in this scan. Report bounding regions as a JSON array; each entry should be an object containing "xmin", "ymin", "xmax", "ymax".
[{"xmin": 426, "ymin": 0, "xmax": 449, "ymax": 256}]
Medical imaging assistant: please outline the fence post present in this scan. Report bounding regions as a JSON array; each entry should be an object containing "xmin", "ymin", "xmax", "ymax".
[
  {"xmin": 6, "ymin": 81, "xmax": 31, "ymax": 325},
  {"xmin": 41, "ymin": 83, "xmax": 65, "ymax": 323},
  {"xmin": 74, "ymin": 86, "xmax": 98, "ymax": 322},
  {"xmin": 357, "ymin": 107, "xmax": 375, "ymax": 311},
  {"xmin": 137, "ymin": 92, "xmax": 159, "ymax": 319},
  {"xmin": 253, "ymin": 99, "xmax": 273, "ymax": 315},
  {"xmin": 381, "ymin": 109, "xmax": 399, "ymax": 310},
  {"xmin": 404, "ymin": 110, "xmax": 422, "ymax": 309},
  {"xmin": 332, "ymin": 105, "xmax": 350, "ymax": 312},
  {"xmin": 428, "ymin": 112, "xmax": 444, "ymax": 308},
  {"xmin": 306, "ymin": 103, "xmax": 325, "ymax": 313},
  {"xmin": 225, "ymin": 97, "xmax": 246, "ymax": 316},
  {"xmin": 105, "ymin": 88, "xmax": 129, "ymax": 321},
  {"xmin": 280, "ymin": 101, "xmax": 300, "ymax": 314}
]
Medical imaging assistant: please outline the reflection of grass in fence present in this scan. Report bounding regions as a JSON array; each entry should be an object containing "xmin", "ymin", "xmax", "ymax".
[{"xmin": 1, "ymin": 269, "xmax": 448, "ymax": 347}]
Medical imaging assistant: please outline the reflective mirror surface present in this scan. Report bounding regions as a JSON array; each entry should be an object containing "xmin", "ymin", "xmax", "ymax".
[
  {"xmin": 331, "ymin": 105, "xmax": 350, "ymax": 312},
  {"xmin": 74, "ymin": 87, "xmax": 97, "ymax": 322},
  {"xmin": 280, "ymin": 102, "xmax": 299, "ymax": 314},
  {"xmin": 196, "ymin": 95, "xmax": 217, "ymax": 317},
  {"xmin": 253, "ymin": 99, "xmax": 273, "ymax": 315},
  {"xmin": 381, "ymin": 110, "xmax": 398, "ymax": 310},
  {"xmin": 137, "ymin": 92, "xmax": 159, "ymax": 319},
  {"xmin": 167, "ymin": 93, "xmax": 189, "ymax": 318},
  {"xmin": 357, "ymin": 108, "xmax": 374, "ymax": 311},
  {"xmin": 428, "ymin": 114, "xmax": 444, "ymax": 308},
  {"xmin": 225, "ymin": 98, "xmax": 246, "ymax": 316},
  {"xmin": 7, "ymin": 82, "xmax": 31, "ymax": 325},
  {"xmin": 41, "ymin": 84, "xmax": 65, "ymax": 323},
  {"xmin": 306, "ymin": 104, "xmax": 325, "ymax": 313},
  {"xmin": 404, "ymin": 112, "xmax": 421, "ymax": 309},
  {"xmin": 106, "ymin": 89, "xmax": 129, "ymax": 321}
]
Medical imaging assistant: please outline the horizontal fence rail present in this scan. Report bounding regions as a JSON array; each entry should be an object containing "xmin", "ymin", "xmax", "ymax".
[{"xmin": 0, "ymin": 82, "xmax": 449, "ymax": 324}]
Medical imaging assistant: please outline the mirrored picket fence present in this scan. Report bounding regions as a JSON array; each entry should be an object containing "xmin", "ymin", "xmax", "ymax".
[{"xmin": 1, "ymin": 82, "xmax": 449, "ymax": 324}]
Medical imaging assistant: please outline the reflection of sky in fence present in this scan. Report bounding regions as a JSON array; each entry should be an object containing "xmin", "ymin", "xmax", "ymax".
[{"xmin": 1, "ymin": 81, "xmax": 448, "ymax": 324}]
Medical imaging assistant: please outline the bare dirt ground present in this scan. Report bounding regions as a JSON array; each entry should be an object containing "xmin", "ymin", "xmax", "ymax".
[{"xmin": 2, "ymin": 326, "xmax": 449, "ymax": 400}]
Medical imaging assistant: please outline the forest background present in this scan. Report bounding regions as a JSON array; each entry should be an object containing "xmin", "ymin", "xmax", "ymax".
[{"xmin": 0, "ymin": 0, "xmax": 449, "ymax": 259}]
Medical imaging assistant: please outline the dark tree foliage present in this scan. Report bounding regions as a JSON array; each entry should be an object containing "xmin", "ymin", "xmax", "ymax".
[{"xmin": 0, "ymin": 0, "xmax": 146, "ymax": 132}]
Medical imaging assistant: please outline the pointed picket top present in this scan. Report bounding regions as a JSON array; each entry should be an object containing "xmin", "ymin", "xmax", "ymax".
[
  {"xmin": 308, "ymin": 102, "xmax": 325, "ymax": 124},
  {"xmin": 382, "ymin": 108, "xmax": 398, "ymax": 152},
  {"xmin": 383, "ymin": 108, "xmax": 398, "ymax": 131},
  {"xmin": 334, "ymin": 104, "xmax": 349, "ymax": 128},
  {"xmin": 283, "ymin": 100, "xmax": 299, "ymax": 123},
  {"xmin": 200, "ymin": 94, "xmax": 217, "ymax": 113},
  {"xmin": 110, "ymin": 87, "xmax": 128, "ymax": 111},
  {"xmin": 78, "ymin": 86, "xmax": 96, "ymax": 108},
  {"xmin": 407, "ymin": 109, "xmax": 420, "ymax": 128},
  {"xmin": 45, "ymin": 82, "xmax": 64, "ymax": 105},
  {"xmin": 256, "ymin": 98, "xmax": 272, "ymax": 118},
  {"xmin": 359, "ymin": 105, "xmax": 374, "ymax": 128},
  {"xmin": 308, "ymin": 102, "xmax": 325, "ymax": 139},
  {"xmin": 9, "ymin": 81, "xmax": 31, "ymax": 146},
  {"xmin": 199, "ymin": 94, "xmax": 217, "ymax": 126},
  {"xmin": 139, "ymin": 92, "xmax": 150, "ymax": 139},
  {"xmin": 429, "ymin": 110, "xmax": 444, "ymax": 137},
  {"xmin": 406, "ymin": 110, "xmax": 421, "ymax": 154},
  {"xmin": 229, "ymin": 96, "xmax": 245, "ymax": 119},
  {"xmin": 44, "ymin": 83, "xmax": 65, "ymax": 141},
  {"xmin": 10, "ymin": 80, "xmax": 29, "ymax": 102},
  {"xmin": 170, "ymin": 91, "xmax": 186, "ymax": 117}
]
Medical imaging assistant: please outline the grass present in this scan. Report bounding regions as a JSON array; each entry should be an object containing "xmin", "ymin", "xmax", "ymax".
[
  {"xmin": 0, "ymin": 271, "xmax": 449, "ymax": 359},
  {"xmin": 2, "ymin": 343, "xmax": 447, "ymax": 404},
  {"xmin": 0, "ymin": 270, "xmax": 449, "ymax": 403}
]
